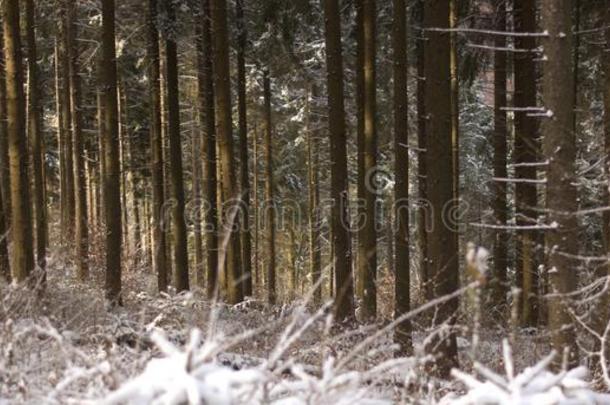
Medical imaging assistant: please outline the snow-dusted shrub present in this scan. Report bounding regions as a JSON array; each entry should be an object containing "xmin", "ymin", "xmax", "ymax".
[{"xmin": 441, "ymin": 340, "xmax": 610, "ymax": 405}]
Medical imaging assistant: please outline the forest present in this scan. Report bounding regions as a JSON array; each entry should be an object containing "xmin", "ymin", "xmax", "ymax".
[{"xmin": 1, "ymin": 0, "xmax": 610, "ymax": 403}]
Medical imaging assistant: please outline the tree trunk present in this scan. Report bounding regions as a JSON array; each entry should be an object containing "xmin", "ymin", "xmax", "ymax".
[
  {"xmin": 58, "ymin": 3, "xmax": 75, "ymax": 242},
  {"xmin": 0, "ymin": 21, "xmax": 9, "ymax": 229},
  {"xmin": 211, "ymin": 0, "xmax": 243, "ymax": 304},
  {"xmin": 307, "ymin": 86, "xmax": 321, "ymax": 305},
  {"xmin": 356, "ymin": 0, "xmax": 377, "ymax": 321},
  {"xmin": 263, "ymin": 68, "xmax": 276, "ymax": 305},
  {"xmin": 492, "ymin": 0, "xmax": 508, "ymax": 311},
  {"xmin": 101, "ymin": 0, "xmax": 122, "ymax": 305},
  {"xmin": 164, "ymin": 0, "xmax": 189, "ymax": 292},
  {"xmin": 392, "ymin": 0, "xmax": 411, "ymax": 356},
  {"xmin": 68, "ymin": 0, "xmax": 88, "ymax": 280},
  {"xmin": 253, "ymin": 123, "xmax": 259, "ymax": 292},
  {"xmin": 3, "ymin": 0, "xmax": 34, "ymax": 283},
  {"xmin": 25, "ymin": 0, "xmax": 46, "ymax": 276},
  {"xmin": 414, "ymin": 0, "xmax": 428, "ymax": 300},
  {"xmin": 148, "ymin": 0, "xmax": 167, "ymax": 291},
  {"xmin": 236, "ymin": 0, "xmax": 252, "ymax": 298},
  {"xmin": 541, "ymin": 0, "xmax": 578, "ymax": 367},
  {"xmin": 423, "ymin": 0, "xmax": 459, "ymax": 377},
  {"xmin": 322, "ymin": 0, "xmax": 354, "ymax": 321},
  {"xmin": 514, "ymin": 0, "xmax": 539, "ymax": 327},
  {"xmin": 0, "ymin": 188, "xmax": 8, "ymax": 281},
  {"xmin": 197, "ymin": 0, "xmax": 218, "ymax": 299},
  {"xmin": 192, "ymin": 112, "xmax": 204, "ymax": 288}
]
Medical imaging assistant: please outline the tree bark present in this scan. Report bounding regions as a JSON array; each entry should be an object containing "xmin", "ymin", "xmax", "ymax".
[
  {"xmin": 101, "ymin": 0, "xmax": 122, "ymax": 304},
  {"xmin": 356, "ymin": 0, "xmax": 377, "ymax": 321},
  {"xmin": 25, "ymin": 0, "xmax": 47, "ymax": 275},
  {"xmin": 3, "ymin": 0, "xmax": 34, "ymax": 283},
  {"xmin": 492, "ymin": 0, "xmax": 508, "ymax": 311},
  {"xmin": 392, "ymin": 0, "xmax": 411, "ymax": 356},
  {"xmin": 423, "ymin": 0, "xmax": 459, "ymax": 377},
  {"xmin": 68, "ymin": 0, "xmax": 88, "ymax": 280},
  {"xmin": 0, "ymin": 20, "xmax": 9, "ymax": 229},
  {"xmin": 307, "ymin": 86, "xmax": 321, "ymax": 305},
  {"xmin": 236, "ymin": 0, "xmax": 252, "ymax": 298},
  {"xmin": 322, "ymin": 0, "xmax": 354, "ymax": 321},
  {"xmin": 263, "ymin": 68, "xmax": 276, "ymax": 305},
  {"xmin": 541, "ymin": 0, "xmax": 578, "ymax": 367},
  {"xmin": 514, "ymin": 0, "xmax": 539, "ymax": 327},
  {"xmin": 164, "ymin": 0, "xmax": 189, "ymax": 292},
  {"xmin": 211, "ymin": 0, "xmax": 243, "ymax": 304},
  {"xmin": 148, "ymin": 0, "xmax": 167, "ymax": 292}
]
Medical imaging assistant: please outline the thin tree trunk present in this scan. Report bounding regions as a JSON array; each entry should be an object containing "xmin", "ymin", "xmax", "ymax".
[
  {"xmin": 492, "ymin": 0, "xmax": 508, "ymax": 311},
  {"xmin": 514, "ymin": 0, "xmax": 539, "ymax": 327},
  {"xmin": 423, "ymin": 0, "xmax": 459, "ymax": 377},
  {"xmin": 541, "ymin": 0, "xmax": 578, "ymax": 367},
  {"xmin": 197, "ymin": 0, "xmax": 218, "ymax": 299},
  {"xmin": 164, "ymin": 0, "xmax": 189, "ymax": 292},
  {"xmin": 253, "ymin": 123, "xmax": 259, "ymax": 293},
  {"xmin": 322, "ymin": 0, "xmax": 354, "ymax": 321},
  {"xmin": 25, "ymin": 0, "xmax": 46, "ymax": 275},
  {"xmin": 307, "ymin": 86, "xmax": 321, "ymax": 305},
  {"xmin": 393, "ymin": 0, "xmax": 411, "ymax": 356},
  {"xmin": 68, "ymin": 0, "xmax": 88, "ymax": 280},
  {"xmin": 236, "ymin": 0, "xmax": 252, "ymax": 298},
  {"xmin": 3, "ymin": 0, "xmax": 34, "ymax": 283},
  {"xmin": 263, "ymin": 68, "xmax": 276, "ymax": 305},
  {"xmin": 0, "ymin": 20, "xmax": 9, "ymax": 228},
  {"xmin": 211, "ymin": 0, "xmax": 243, "ymax": 304},
  {"xmin": 356, "ymin": 0, "xmax": 377, "ymax": 321},
  {"xmin": 0, "ymin": 188, "xmax": 8, "ymax": 281},
  {"xmin": 192, "ymin": 112, "xmax": 204, "ymax": 288},
  {"xmin": 101, "ymin": 0, "xmax": 122, "ymax": 305}
]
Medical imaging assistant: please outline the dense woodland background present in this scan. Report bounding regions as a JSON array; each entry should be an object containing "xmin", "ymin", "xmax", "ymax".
[{"xmin": 1, "ymin": 0, "xmax": 610, "ymax": 402}]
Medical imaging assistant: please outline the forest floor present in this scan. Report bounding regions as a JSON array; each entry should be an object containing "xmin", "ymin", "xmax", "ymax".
[{"xmin": 0, "ymin": 253, "xmax": 556, "ymax": 404}]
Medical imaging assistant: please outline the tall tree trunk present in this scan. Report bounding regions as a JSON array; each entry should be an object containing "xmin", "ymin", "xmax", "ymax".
[
  {"xmin": 101, "ymin": 0, "xmax": 122, "ymax": 304},
  {"xmin": 253, "ymin": 123, "xmax": 259, "ymax": 292},
  {"xmin": 0, "ymin": 21, "xmax": 9, "ymax": 229},
  {"xmin": 322, "ymin": 0, "xmax": 354, "ymax": 321},
  {"xmin": 541, "ymin": 0, "xmax": 578, "ymax": 367},
  {"xmin": 211, "ymin": 0, "xmax": 243, "ymax": 304},
  {"xmin": 450, "ymin": 0, "xmax": 459, "ymax": 205},
  {"xmin": 164, "ymin": 0, "xmax": 189, "ymax": 292},
  {"xmin": 356, "ymin": 0, "xmax": 377, "ymax": 321},
  {"xmin": 392, "ymin": 0, "xmax": 411, "ymax": 356},
  {"xmin": 492, "ymin": 0, "xmax": 508, "ymax": 311},
  {"xmin": 307, "ymin": 86, "xmax": 321, "ymax": 305},
  {"xmin": 3, "ymin": 0, "xmax": 34, "ymax": 283},
  {"xmin": 263, "ymin": 68, "xmax": 276, "ymax": 305},
  {"xmin": 58, "ymin": 3, "xmax": 75, "ymax": 242},
  {"xmin": 68, "ymin": 0, "xmax": 88, "ymax": 280},
  {"xmin": 25, "ymin": 0, "xmax": 46, "ymax": 275},
  {"xmin": 197, "ymin": 0, "xmax": 218, "ymax": 299},
  {"xmin": 192, "ymin": 112, "xmax": 204, "ymax": 288},
  {"xmin": 414, "ymin": 0, "xmax": 428, "ymax": 299},
  {"xmin": 148, "ymin": 0, "xmax": 167, "ymax": 292},
  {"xmin": 601, "ymin": 3, "xmax": 610, "ymax": 339},
  {"xmin": 423, "ymin": 0, "xmax": 459, "ymax": 377},
  {"xmin": 236, "ymin": 0, "xmax": 252, "ymax": 298},
  {"xmin": 514, "ymin": 0, "xmax": 539, "ymax": 327}
]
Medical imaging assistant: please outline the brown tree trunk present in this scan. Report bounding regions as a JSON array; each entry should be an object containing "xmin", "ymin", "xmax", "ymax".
[
  {"xmin": 192, "ymin": 112, "xmax": 204, "ymax": 288},
  {"xmin": 25, "ymin": 0, "xmax": 46, "ymax": 275},
  {"xmin": 197, "ymin": 0, "xmax": 218, "ymax": 299},
  {"xmin": 68, "ymin": 0, "xmax": 89, "ymax": 280},
  {"xmin": 263, "ymin": 68, "xmax": 276, "ymax": 305},
  {"xmin": 3, "ymin": 0, "xmax": 34, "ymax": 283},
  {"xmin": 393, "ymin": 0, "xmax": 411, "ymax": 356},
  {"xmin": 211, "ymin": 0, "xmax": 243, "ymax": 304},
  {"xmin": 236, "ymin": 0, "xmax": 252, "ymax": 298},
  {"xmin": 414, "ymin": 0, "xmax": 428, "ymax": 299},
  {"xmin": 492, "ymin": 0, "xmax": 508, "ymax": 311},
  {"xmin": 423, "ymin": 0, "xmax": 459, "ymax": 377},
  {"xmin": 101, "ymin": 0, "xmax": 122, "ymax": 304},
  {"xmin": 164, "ymin": 0, "xmax": 189, "ymax": 292},
  {"xmin": 514, "ymin": 0, "xmax": 539, "ymax": 327},
  {"xmin": 541, "ymin": 0, "xmax": 578, "ymax": 367},
  {"xmin": 148, "ymin": 0, "xmax": 167, "ymax": 292},
  {"xmin": 307, "ymin": 86, "xmax": 321, "ymax": 305},
  {"xmin": 0, "ymin": 188, "xmax": 8, "ymax": 281},
  {"xmin": 356, "ymin": 0, "xmax": 377, "ymax": 321},
  {"xmin": 322, "ymin": 0, "xmax": 354, "ymax": 321},
  {"xmin": 253, "ymin": 123, "xmax": 259, "ymax": 292},
  {"xmin": 0, "ymin": 21, "xmax": 9, "ymax": 229}
]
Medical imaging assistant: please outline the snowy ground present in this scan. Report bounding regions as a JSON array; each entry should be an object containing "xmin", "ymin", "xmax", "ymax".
[{"xmin": 0, "ymin": 255, "xmax": 606, "ymax": 404}]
